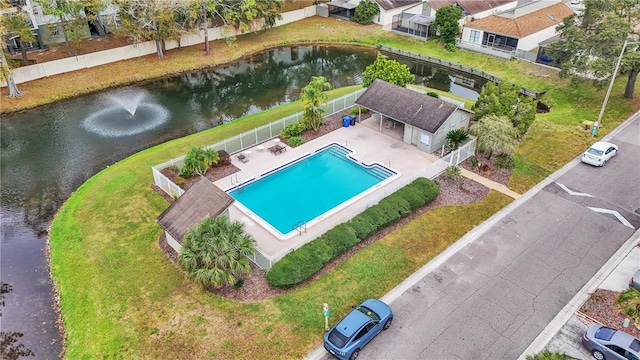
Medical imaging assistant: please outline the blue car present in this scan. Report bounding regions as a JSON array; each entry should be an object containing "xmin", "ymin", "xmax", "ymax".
[{"xmin": 323, "ymin": 299, "xmax": 393, "ymax": 360}]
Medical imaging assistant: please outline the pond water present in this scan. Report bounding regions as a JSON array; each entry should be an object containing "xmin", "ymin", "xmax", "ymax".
[{"xmin": 0, "ymin": 45, "xmax": 481, "ymax": 358}]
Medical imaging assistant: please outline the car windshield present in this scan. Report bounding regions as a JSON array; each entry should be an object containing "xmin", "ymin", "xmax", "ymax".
[
  {"xmin": 356, "ymin": 306, "xmax": 380, "ymax": 321},
  {"xmin": 328, "ymin": 328, "xmax": 349, "ymax": 348},
  {"xmin": 630, "ymin": 339, "xmax": 640, "ymax": 352},
  {"xmin": 595, "ymin": 327, "xmax": 616, "ymax": 341},
  {"xmin": 587, "ymin": 148, "xmax": 604, "ymax": 156}
]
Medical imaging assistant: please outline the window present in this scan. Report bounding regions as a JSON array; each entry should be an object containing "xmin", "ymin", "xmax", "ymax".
[{"xmin": 469, "ymin": 30, "xmax": 480, "ymax": 44}]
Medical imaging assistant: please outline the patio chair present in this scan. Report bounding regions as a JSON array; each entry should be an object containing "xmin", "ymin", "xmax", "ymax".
[{"xmin": 236, "ymin": 153, "xmax": 249, "ymax": 163}]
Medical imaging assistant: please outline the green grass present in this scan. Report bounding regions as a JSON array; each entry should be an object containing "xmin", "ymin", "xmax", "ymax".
[{"xmin": 43, "ymin": 17, "xmax": 640, "ymax": 359}]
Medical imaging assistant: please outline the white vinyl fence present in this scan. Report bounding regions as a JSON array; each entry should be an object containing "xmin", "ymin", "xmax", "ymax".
[{"xmin": 151, "ymin": 88, "xmax": 366, "ymax": 198}]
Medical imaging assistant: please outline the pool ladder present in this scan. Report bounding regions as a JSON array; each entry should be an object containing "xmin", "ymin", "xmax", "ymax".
[{"xmin": 292, "ymin": 221, "xmax": 307, "ymax": 236}]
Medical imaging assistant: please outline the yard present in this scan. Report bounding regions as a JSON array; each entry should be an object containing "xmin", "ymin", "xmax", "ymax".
[{"xmin": 37, "ymin": 17, "xmax": 640, "ymax": 359}]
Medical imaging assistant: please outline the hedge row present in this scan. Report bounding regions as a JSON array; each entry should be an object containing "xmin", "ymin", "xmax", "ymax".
[{"xmin": 266, "ymin": 177, "xmax": 440, "ymax": 287}]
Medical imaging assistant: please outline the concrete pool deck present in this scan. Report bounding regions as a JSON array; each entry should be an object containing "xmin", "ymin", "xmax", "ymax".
[{"xmin": 213, "ymin": 120, "xmax": 448, "ymax": 265}]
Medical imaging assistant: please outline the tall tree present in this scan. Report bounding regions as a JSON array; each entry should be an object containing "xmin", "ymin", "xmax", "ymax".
[
  {"xmin": 433, "ymin": 5, "xmax": 462, "ymax": 45},
  {"xmin": 301, "ymin": 76, "xmax": 331, "ymax": 131},
  {"xmin": 178, "ymin": 216, "xmax": 255, "ymax": 289},
  {"xmin": 0, "ymin": 3, "xmax": 23, "ymax": 97},
  {"xmin": 547, "ymin": 0, "xmax": 639, "ymax": 98},
  {"xmin": 198, "ymin": 0, "xmax": 282, "ymax": 56},
  {"xmin": 115, "ymin": 0, "xmax": 190, "ymax": 59},
  {"xmin": 3, "ymin": 12, "xmax": 37, "ymax": 65},
  {"xmin": 472, "ymin": 81, "xmax": 536, "ymax": 137},
  {"xmin": 36, "ymin": 0, "xmax": 102, "ymax": 56},
  {"xmin": 362, "ymin": 55, "xmax": 414, "ymax": 87},
  {"xmin": 469, "ymin": 114, "xmax": 518, "ymax": 159}
]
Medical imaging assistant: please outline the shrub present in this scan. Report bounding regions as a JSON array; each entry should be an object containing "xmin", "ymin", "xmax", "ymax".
[
  {"xmin": 495, "ymin": 154, "xmax": 514, "ymax": 169},
  {"xmin": 287, "ymin": 136, "xmax": 303, "ymax": 147},
  {"xmin": 444, "ymin": 165, "xmax": 461, "ymax": 181},
  {"xmin": 348, "ymin": 216, "xmax": 377, "ymax": 240},
  {"xmin": 446, "ymin": 129, "xmax": 469, "ymax": 150},
  {"xmin": 217, "ymin": 150, "xmax": 230, "ymax": 165},
  {"xmin": 469, "ymin": 156, "xmax": 479, "ymax": 169},
  {"xmin": 445, "ymin": 42, "xmax": 457, "ymax": 52},
  {"xmin": 426, "ymin": 91, "xmax": 439, "ymax": 98},
  {"xmin": 280, "ymin": 121, "xmax": 308, "ymax": 139},
  {"xmin": 352, "ymin": 0, "xmax": 379, "ymax": 25},
  {"xmin": 349, "ymin": 107, "xmax": 369, "ymax": 115},
  {"xmin": 266, "ymin": 178, "xmax": 440, "ymax": 287}
]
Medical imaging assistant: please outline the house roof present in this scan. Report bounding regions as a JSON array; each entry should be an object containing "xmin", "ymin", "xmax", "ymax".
[
  {"xmin": 355, "ymin": 79, "xmax": 458, "ymax": 133},
  {"xmin": 156, "ymin": 177, "xmax": 234, "ymax": 244},
  {"xmin": 426, "ymin": 0, "xmax": 516, "ymax": 16},
  {"xmin": 375, "ymin": 0, "xmax": 421, "ymax": 11},
  {"xmin": 464, "ymin": 1, "xmax": 574, "ymax": 38}
]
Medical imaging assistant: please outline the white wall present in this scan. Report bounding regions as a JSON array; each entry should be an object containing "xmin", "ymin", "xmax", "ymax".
[
  {"xmin": 517, "ymin": 26, "xmax": 558, "ymax": 51},
  {"xmin": 4, "ymin": 6, "xmax": 317, "ymax": 86}
]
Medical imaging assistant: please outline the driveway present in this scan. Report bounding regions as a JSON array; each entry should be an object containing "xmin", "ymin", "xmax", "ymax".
[{"xmin": 306, "ymin": 111, "xmax": 640, "ymax": 360}]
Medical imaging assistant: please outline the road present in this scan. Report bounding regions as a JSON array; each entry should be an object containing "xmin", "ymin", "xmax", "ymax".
[{"xmin": 308, "ymin": 111, "xmax": 640, "ymax": 360}]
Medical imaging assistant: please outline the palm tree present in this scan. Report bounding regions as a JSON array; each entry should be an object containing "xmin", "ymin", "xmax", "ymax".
[
  {"xmin": 469, "ymin": 115, "xmax": 518, "ymax": 159},
  {"xmin": 615, "ymin": 288, "xmax": 640, "ymax": 325},
  {"xmin": 445, "ymin": 129, "xmax": 469, "ymax": 150},
  {"xmin": 301, "ymin": 76, "xmax": 332, "ymax": 131},
  {"xmin": 525, "ymin": 350, "xmax": 572, "ymax": 360},
  {"xmin": 178, "ymin": 216, "xmax": 255, "ymax": 289},
  {"xmin": 202, "ymin": 148, "xmax": 220, "ymax": 168}
]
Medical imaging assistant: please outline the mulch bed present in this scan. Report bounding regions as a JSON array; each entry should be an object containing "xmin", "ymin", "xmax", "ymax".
[
  {"xmin": 578, "ymin": 289, "xmax": 640, "ymax": 338},
  {"xmin": 153, "ymin": 106, "xmax": 511, "ymax": 302}
]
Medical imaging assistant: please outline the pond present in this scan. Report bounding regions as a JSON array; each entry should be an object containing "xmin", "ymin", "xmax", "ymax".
[{"xmin": 0, "ymin": 45, "xmax": 482, "ymax": 358}]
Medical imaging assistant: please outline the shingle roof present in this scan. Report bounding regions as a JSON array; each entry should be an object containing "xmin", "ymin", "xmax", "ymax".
[
  {"xmin": 156, "ymin": 178, "xmax": 234, "ymax": 244},
  {"xmin": 375, "ymin": 0, "xmax": 421, "ymax": 11},
  {"xmin": 464, "ymin": 2, "xmax": 574, "ymax": 38},
  {"xmin": 355, "ymin": 79, "xmax": 458, "ymax": 133},
  {"xmin": 427, "ymin": 0, "xmax": 516, "ymax": 16}
]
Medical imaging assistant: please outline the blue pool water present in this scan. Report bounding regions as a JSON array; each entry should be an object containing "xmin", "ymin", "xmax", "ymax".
[{"xmin": 229, "ymin": 144, "xmax": 395, "ymax": 235}]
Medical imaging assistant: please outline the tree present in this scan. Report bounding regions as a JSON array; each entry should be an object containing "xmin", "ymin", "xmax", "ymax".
[
  {"xmin": 36, "ymin": 0, "xmax": 103, "ymax": 56},
  {"xmin": 352, "ymin": 0, "xmax": 379, "ymax": 25},
  {"xmin": 615, "ymin": 288, "xmax": 640, "ymax": 325},
  {"xmin": 115, "ymin": 0, "xmax": 190, "ymax": 59},
  {"xmin": 301, "ymin": 76, "xmax": 331, "ymax": 131},
  {"xmin": 198, "ymin": 0, "xmax": 282, "ymax": 56},
  {"xmin": 0, "ymin": 3, "xmax": 23, "ymax": 98},
  {"xmin": 469, "ymin": 114, "xmax": 518, "ymax": 159},
  {"xmin": 3, "ymin": 12, "xmax": 37, "ymax": 66},
  {"xmin": 178, "ymin": 216, "xmax": 255, "ymax": 289},
  {"xmin": 525, "ymin": 350, "xmax": 572, "ymax": 360},
  {"xmin": 546, "ymin": 0, "xmax": 639, "ymax": 98},
  {"xmin": 433, "ymin": 5, "xmax": 462, "ymax": 45},
  {"xmin": 472, "ymin": 81, "xmax": 537, "ymax": 137},
  {"xmin": 362, "ymin": 55, "xmax": 414, "ymax": 87}
]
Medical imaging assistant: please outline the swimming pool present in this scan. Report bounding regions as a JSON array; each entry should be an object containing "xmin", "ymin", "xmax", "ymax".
[{"xmin": 228, "ymin": 143, "xmax": 397, "ymax": 236}]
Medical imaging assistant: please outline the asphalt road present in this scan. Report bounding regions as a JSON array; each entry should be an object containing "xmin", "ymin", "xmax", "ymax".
[{"xmin": 309, "ymin": 111, "xmax": 640, "ymax": 360}]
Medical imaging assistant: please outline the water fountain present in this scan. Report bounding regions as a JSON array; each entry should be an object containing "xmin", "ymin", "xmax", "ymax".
[{"xmin": 82, "ymin": 88, "xmax": 170, "ymax": 137}]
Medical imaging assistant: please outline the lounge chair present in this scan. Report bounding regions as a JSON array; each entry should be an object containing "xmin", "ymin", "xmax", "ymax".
[{"xmin": 236, "ymin": 154, "xmax": 249, "ymax": 163}]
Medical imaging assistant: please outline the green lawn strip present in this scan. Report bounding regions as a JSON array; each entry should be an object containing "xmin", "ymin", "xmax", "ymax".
[{"xmin": 272, "ymin": 191, "xmax": 513, "ymax": 358}]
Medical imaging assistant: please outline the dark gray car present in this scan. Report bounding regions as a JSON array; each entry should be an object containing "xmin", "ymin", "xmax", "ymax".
[
  {"xmin": 630, "ymin": 270, "xmax": 640, "ymax": 291},
  {"xmin": 582, "ymin": 324, "xmax": 640, "ymax": 360}
]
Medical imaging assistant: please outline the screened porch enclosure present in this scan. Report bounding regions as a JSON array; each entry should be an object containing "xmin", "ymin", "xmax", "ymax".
[
  {"xmin": 391, "ymin": 13, "xmax": 436, "ymax": 40},
  {"xmin": 482, "ymin": 32, "xmax": 518, "ymax": 51}
]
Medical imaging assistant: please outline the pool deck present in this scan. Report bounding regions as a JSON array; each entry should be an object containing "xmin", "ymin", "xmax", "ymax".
[{"xmin": 213, "ymin": 119, "xmax": 448, "ymax": 265}]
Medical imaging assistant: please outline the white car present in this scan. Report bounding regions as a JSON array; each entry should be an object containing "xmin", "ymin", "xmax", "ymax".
[
  {"xmin": 570, "ymin": 0, "xmax": 581, "ymax": 4},
  {"xmin": 581, "ymin": 141, "xmax": 618, "ymax": 167}
]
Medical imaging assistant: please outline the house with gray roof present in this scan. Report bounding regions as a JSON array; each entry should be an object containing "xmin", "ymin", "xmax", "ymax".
[
  {"xmin": 355, "ymin": 79, "xmax": 473, "ymax": 154},
  {"xmin": 320, "ymin": 0, "xmax": 422, "ymax": 26},
  {"xmin": 156, "ymin": 177, "xmax": 234, "ymax": 254}
]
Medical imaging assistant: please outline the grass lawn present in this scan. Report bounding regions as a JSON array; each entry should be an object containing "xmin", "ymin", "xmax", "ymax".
[{"xmin": 41, "ymin": 17, "xmax": 640, "ymax": 358}]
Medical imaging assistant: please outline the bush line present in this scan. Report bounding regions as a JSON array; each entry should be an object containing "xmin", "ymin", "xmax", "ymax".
[{"xmin": 266, "ymin": 177, "xmax": 440, "ymax": 287}]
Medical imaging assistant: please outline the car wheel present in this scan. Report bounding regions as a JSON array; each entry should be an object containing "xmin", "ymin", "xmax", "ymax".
[
  {"xmin": 383, "ymin": 317, "xmax": 393, "ymax": 330},
  {"xmin": 602, "ymin": 159, "xmax": 607, "ymax": 166},
  {"xmin": 349, "ymin": 349, "xmax": 360, "ymax": 360},
  {"xmin": 592, "ymin": 349, "xmax": 605, "ymax": 360}
]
